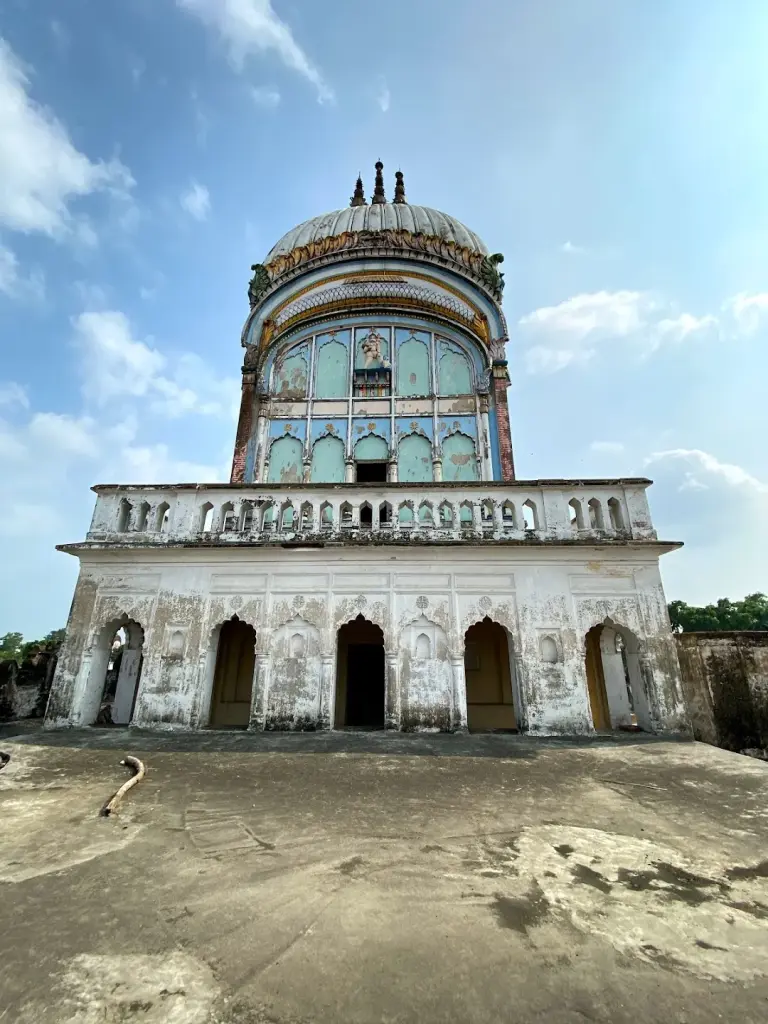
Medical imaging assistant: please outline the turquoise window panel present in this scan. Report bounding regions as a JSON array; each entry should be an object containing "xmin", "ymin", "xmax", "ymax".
[
  {"xmin": 399, "ymin": 505, "xmax": 414, "ymax": 523},
  {"xmin": 267, "ymin": 435, "xmax": 304, "ymax": 483},
  {"xmin": 398, "ymin": 433, "xmax": 433, "ymax": 482},
  {"xmin": 315, "ymin": 337, "xmax": 349, "ymax": 399},
  {"xmin": 274, "ymin": 347, "xmax": 309, "ymax": 398},
  {"xmin": 310, "ymin": 435, "xmax": 345, "ymax": 483},
  {"xmin": 442, "ymin": 432, "xmax": 478, "ymax": 482},
  {"xmin": 396, "ymin": 335, "xmax": 431, "ymax": 396},
  {"xmin": 438, "ymin": 340, "xmax": 473, "ymax": 395},
  {"xmin": 354, "ymin": 434, "xmax": 389, "ymax": 461}
]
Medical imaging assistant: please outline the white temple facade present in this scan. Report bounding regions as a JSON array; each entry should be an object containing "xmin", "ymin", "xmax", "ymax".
[{"xmin": 46, "ymin": 165, "xmax": 688, "ymax": 736}]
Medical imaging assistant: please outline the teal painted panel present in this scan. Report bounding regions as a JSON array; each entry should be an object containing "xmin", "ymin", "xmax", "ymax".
[
  {"xmin": 354, "ymin": 434, "xmax": 389, "ymax": 461},
  {"xmin": 267, "ymin": 435, "xmax": 304, "ymax": 483},
  {"xmin": 275, "ymin": 348, "xmax": 309, "ymax": 398},
  {"xmin": 310, "ymin": 435, "xmax": 346, "ymax": 483},
  {"xmin": 442, "ymin": 432, "xmax": 478, "ymax": 482},
  {"xmin": 398, "ymin": 433, "xmax": 433, "ymax": 482},
  {"xmin": 397, "ymin": 337, "xmax": 431, "ymax": 396},
  {"xmin": 438, "ymin": 346, "xmax": 472, "ymax": 395},
  {"xmin": 399, "ymin": 505, "xmax": 414, "ymax": 523},
  {"xmin": 315, "ymin": 339, "xmax": 349, "ymax": 399}
]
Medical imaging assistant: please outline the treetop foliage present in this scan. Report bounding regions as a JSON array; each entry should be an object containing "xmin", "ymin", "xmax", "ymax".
[
  {"xmin": 668, "ymin": 593, "xmax": 768, "ymax": 633},
  {"xmin": 0, "ymin": 629, "xmax": 66, "ymax": 663}
]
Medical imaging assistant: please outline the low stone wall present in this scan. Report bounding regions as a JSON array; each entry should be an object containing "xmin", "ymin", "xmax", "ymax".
[
  {"xmin": 676, "ymin": 632, "xmax": 768, "ymax": 754},
  {"xmin": 0, "ymin": 650, "xmax": 59, "ymax": 722}
]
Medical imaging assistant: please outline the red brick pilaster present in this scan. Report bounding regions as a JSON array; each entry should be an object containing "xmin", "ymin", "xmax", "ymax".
[
  {"xmin": 230, "ymin": 371, "xmax": 257, "ymax": 483},
  {"xmin": 492, "ymin": 366, "xmax": 515, "ymax": 481}
]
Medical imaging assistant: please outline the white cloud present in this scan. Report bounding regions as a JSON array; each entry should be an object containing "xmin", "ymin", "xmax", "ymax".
[
  {"xmin": 377, "ymin": 78, "xmax": 390, "ymax": 113},
  {"xmin": 180, "ymin": 181, "xmax": 210, "ymax": 221},
  {"xmin": 590, "ymin": 441, "xmax": 625, "ymax": 454},
  {"xmin": 0, "ymin": 381, "xmax": 29, "ymax": 409},
  {"xmin": 519, "ymin": 291, "xmax": 723, "ymax": 373},
  {"xmin": 0, "ymin": 242, "xmax": 44, "ymax": 301},
  {"xmin": 645, "ymin": 449, "xmax": 768, "ymax": 494},
  {"xmin": 177, "ymin": 0, "xmax": 333, "ymax": 103},
  {"xmin": 250, "ymin": 85, "xmax": 280, "ymax": 108},
  {"xmin": 72, "ymin": 310, "xmax": 238, "ymax": 420},
  {"xmin": 655, "ymin": 313, "xmax": 718, "ymax": 345},
  {"xmin": 0, "ymin": 38, "xmax": 134, "ymax": 238},
  {"xmin": 560, "ymin": 241, "xmax": 587, "ymax": 255},
  {"xmin": 724, "ymin": 292, "xmax": 768, "ymax": 337}
]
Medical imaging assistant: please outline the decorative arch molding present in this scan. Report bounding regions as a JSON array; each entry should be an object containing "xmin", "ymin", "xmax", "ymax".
[
  {"xmin": 270, "ymin": 615, "xmax": 322, "ymax": 657},
  {"xmin": 87, "ymin": 611, "xmax": 146, "ymax": 652},
  {"xmin": 205, "ymin": 613, "xmax": 260, "ymax": 652}
]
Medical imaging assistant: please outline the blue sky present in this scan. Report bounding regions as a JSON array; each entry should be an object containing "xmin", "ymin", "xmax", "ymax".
[{"xmin": 0, "ymin": 0, "xmax": 766, "ymax": 638}]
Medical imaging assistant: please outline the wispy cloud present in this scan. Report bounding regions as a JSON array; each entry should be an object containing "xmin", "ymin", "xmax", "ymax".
[
  {"xmin": 0, "ymin": 38, "xmax": 134, "ymax": 239},
  {"xmin": 724, "ymin": 292, "xmax": 768, "ymax": 337},
  {"xmin": 560, "ymin": 240, "xmax": 587, "ymax": 255},
  {"xmin": 377, "ymin": 77, "xmax": 390, "ymax": 113},
  {"xmin": 250, "ymin": 85, "xmax": 280, "ymax": 108},
  {"xmin": 645, "ymin": 449, "xmax": 768, "ymax": 494},
  {"xmin": 0, "ymin": 381, "xmax": 29, "ymax": 409},
  {"xmin": 177, "ymin": 0, "xmax": 333, "ymax": 103},
  {"xmin": 519, "ymin": 291, "xmax": 723, "ymax": 374},
  {"xmin": 0, "ymin": 243, "xmax": 44, "ymax": 302},
  {"xmin": 180, "ymin": 181, "xmax": 210, "ymax": 221}
]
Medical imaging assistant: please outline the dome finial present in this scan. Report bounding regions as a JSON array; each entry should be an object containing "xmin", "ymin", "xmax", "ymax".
[
  {"xmin": 372, "ymin": 160, "xmax": 386, "ymax": 204},
  {"xmin": 393, "ymin": 169, "xmax": 407, "ymax": 204},
  {"xmin": 350, "ymin": 173, "xmax": 367, "ymax": 207}
]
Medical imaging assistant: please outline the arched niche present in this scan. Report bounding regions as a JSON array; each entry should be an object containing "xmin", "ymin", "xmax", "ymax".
[
  {"xmin": 310, "ymin": 434, "xmax": 345, "ymax": 483},
  {"xmin": 442, "ymin": 432, "xmax": 478, "ymax": 482},
  {"xmin": 354, "ymin": 433, "xmax": 389, "ymax": 461},
  {"xmin": 267, "ymin": 435, "xmax": 304, "ymax": 484},
  {"xmin": 438, "ymin": 340, "xmax": 473, "ymax": 395},
  {"xmin": 398, "ymin": 433, "xmax": 433, "ymax": 483},
  {"xmin": 273, "ymin": 346, "xmax": 308, "ymax": 399},
  {"xmin": 315, "ymin": 338, "xmax": 349, "ymax": 399},
  {"xmin": 396, "ymin": 335, "xmax": 430, "ymax": 396}
]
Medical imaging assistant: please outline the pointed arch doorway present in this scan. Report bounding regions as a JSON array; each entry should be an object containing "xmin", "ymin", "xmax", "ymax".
[
  {"xmin": 464, "ymin": 618, "xmax": 517, "ymax": 731},
  {"xmin": 335, "ymin": 615, "xmax": 385, "ymax": 729},
  {"xmin": 209, "ymin": 618, "xmax": 256, "ymax": 728}
]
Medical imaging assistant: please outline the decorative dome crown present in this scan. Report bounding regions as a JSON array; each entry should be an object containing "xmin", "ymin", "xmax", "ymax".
[{"xmin": 264, "ymin": 202, "xmax": 489, "ymax": 264}]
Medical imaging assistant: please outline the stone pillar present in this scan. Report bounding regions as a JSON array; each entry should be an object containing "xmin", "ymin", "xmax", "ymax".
[
  {"xmin": 450, "ymin": 654, "xmax": 468, "ymax": 732},
  {"xmin": 345, "ymin": 458, "xmax": 355, "ymax": 483},
  {"xmin": 112, "ymin": 645, "xmax": 142, "ymax": 725},
  {"xmin": 490, "ymin": 341, "xmax": 515, "ymax": 481},
  {"xmin": 432, "ymin": 454, "xmax": 443, "ymax": 482},
  {"xmin": 231, "ymin": 371, "xmax": 257, "ymax": 483},
  {"xmin": 318, "ymin": 654, "xmax": 334, "ymax": 730},
  {"xmin": 479, "ymin": 394, "xmax": 493, "ymax": 481},
  {"xmin": 385, "ymin": 651, "xmax": 400, "ymax": 730},
  {"xmin": 388, "ymin": 457, "xmax": 398, "ymax": 483},
  {"xmin": 248, "ymin": 653, "xmax": 270, "ymax": 731}
]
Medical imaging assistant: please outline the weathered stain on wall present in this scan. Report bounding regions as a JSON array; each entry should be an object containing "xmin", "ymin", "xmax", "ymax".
[
  {"xmin": 677, "ymin": 632, "xmax": 768, "ymax": 754},
  {"xmin": 442, "ymin": 432, "xmax": 478, "ymax": 482}
]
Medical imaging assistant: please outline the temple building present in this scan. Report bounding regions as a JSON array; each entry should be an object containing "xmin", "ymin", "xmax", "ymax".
[{"xmin": 45, "ymin": 164, "xmax": 687, "ymax": 735}]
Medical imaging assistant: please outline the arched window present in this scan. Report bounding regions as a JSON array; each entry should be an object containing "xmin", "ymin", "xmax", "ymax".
[
  {"xmin": 415, "ymin": 633, "xmax": 431, "ymax": 659},
  {"xmin": 274, "ymin": 347, "xmax": 308, "ymax": 398},
  {"xmin": 155, "ymin": 502, "xmax": 170, "ymax": 533},
  {"xmin": 438, "ymin": 345, "xmax": 472, "ymax": 394},
  {"xmin": 315, "ymin": 339, "xmax": 349, "ymax": 398},
  {"xmin": 540, "ymin": 636, "xmax": 558, "ymax": 664},
  {"xmin": 522, "ymin": 500, "xmax": 539, "ymax": 531},
  {"xmin": 199, "ymin": 502, "xmax": 214, "ymax": 532},
  {"xmin": 310, "ymin": 435, "xmax": 345, "ymax": 483},
  {"xmin": 396, "ymin": 336, "xmax": 430, "ymax": 396},
  {"xmin": 290, "ymin": 633, "xmax": 306, "ymax": 658},
  {"xmin": 569, "ymin": 498, "xmax": 584, "ymax": 531},
  {"xmin": 442, "ymin": 432, "xmax": 478, "ymax": 482},
  {"xmin": 607, "ymin": 497, "xmax": 624, "ymax": 531},
  {"xmin": 117, "ymin": 498, "xmax": 132, "ymax": 533},
  {"xmin": 588, "ymin": 498, "xmax": 605, "ymax": 530},
  {"xmin": 268, "ymin": 435, "xmax": 304, "ymax": 484},
  {"xmin": 398, "ymin": 433, "xmax": 433, "ymax": 483}
]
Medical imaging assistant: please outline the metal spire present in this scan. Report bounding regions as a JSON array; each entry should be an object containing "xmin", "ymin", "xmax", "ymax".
[
  {"xmin": 393, "ymin": 169, "xmax": 407, "ymax": 204},
  {"xmin": 350, "ymin": 174, "xmax": 367, "ymax": 207},
  {"xmin": 372, "ymin": 160, "xmax": 386, "ymax": 204}
]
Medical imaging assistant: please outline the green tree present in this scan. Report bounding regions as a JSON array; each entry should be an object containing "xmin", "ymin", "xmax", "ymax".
[
  {"xmin": 0, "ymin": 632, "xmax": 24, "ymax": 662},
  {"xmin": 669, "ymin": 593, "xmax": 768, "ymax": 632}
]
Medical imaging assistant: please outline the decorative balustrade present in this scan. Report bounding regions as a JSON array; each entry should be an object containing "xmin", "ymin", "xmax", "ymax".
[{"xmin": 78, "ymin": 481, "xmax": 660, "ymax": 547}]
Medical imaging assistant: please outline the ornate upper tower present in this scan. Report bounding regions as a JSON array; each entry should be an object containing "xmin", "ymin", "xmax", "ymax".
[{"xmin": 232, "ymin": 164, "xmax": 514, "ymax": 488}]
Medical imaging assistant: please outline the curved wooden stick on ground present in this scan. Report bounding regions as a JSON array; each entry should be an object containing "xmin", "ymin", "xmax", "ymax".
[{"xmin": 101, "ymin": 755, "xmax": 146, "ymax": 817}]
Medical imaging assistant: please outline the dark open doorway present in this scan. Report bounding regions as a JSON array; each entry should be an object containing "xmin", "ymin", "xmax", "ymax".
[
  {"xmin": 335, "ymin": 614, "xmax": 385, "ymax": 728},
  {"xmin": 209, "ymin": 617, "xmax": 256, "ymax": 729},
  {"xmin": 356, "ymin": 462, "xmax": 388, "ymax": 483}
]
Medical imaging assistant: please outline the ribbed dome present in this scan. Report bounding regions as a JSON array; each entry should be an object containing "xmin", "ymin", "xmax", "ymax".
[{"xmin": 264, "ymin": 203, "xmax": 489, "ymax": 264}]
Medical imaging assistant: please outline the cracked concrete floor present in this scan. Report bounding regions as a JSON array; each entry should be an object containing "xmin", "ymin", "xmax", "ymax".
[{"xmin": 0, "ymin": 729, "xmax": 767, "ymax": 1023}]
